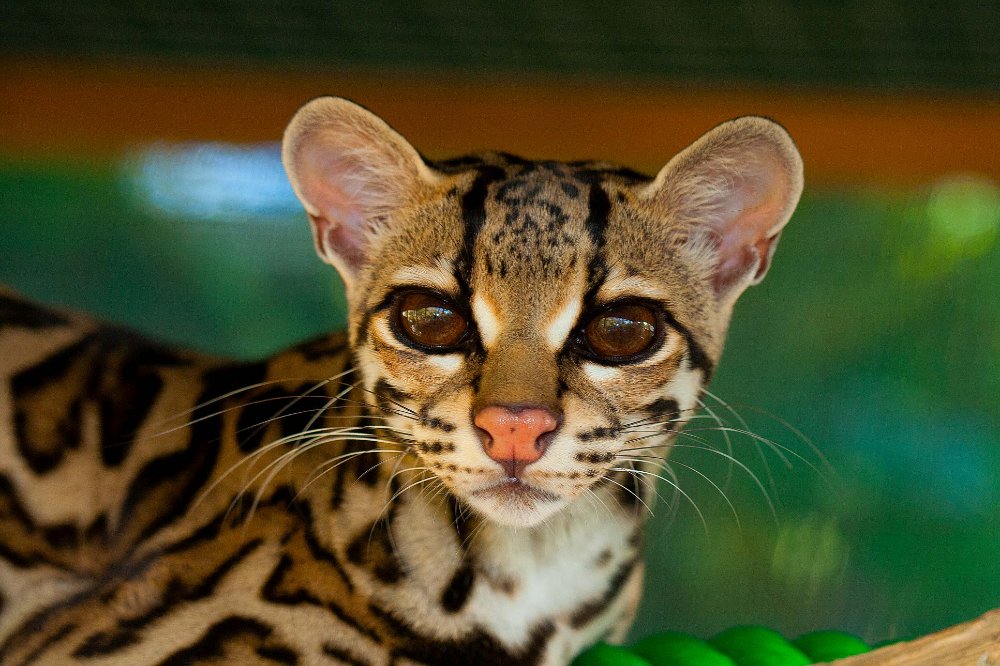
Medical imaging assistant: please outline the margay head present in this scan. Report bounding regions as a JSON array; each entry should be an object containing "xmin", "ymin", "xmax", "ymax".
[{"xmin": 282, "ymin": 98, "xmax": 803, "ymax": 528}]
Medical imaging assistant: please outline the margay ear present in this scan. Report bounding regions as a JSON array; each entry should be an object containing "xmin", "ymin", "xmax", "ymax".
[
  {"xmin": 282, "ymin": 97, "xmax": 440, "ymax": 285},
  {"xmin": 641, "ymin": 117, "xmax": 803, "ymax": 301}
]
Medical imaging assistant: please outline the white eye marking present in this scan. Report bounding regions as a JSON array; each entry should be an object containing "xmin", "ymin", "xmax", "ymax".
[
  {"xmin": 426, "ymin": 354, "xmax": 464, "ymax": 374},
  {"xmin": 583, "ymin": 363, "xmax": 621, "ymax": 382},
  {"xmin": 596, "ymin": 270, "xmax": 665, "ymax": 302},
  {"xmin": 389, "ymin": 264, "xmax": 458, "ymax": 293},
  {"xmin": 472, "ymin": 293, "xmax": 501, "ymax": 349},
  {"xmin": 666, "ymin": 366, "xmax": 704, "ymax": 414},
  {"xmin": 643, "ymin": 333, "xmax": 680, "ymax": 363},
  {"xmin": 545, "ymin": 298, "xmax": 581, "ymax": 350}
]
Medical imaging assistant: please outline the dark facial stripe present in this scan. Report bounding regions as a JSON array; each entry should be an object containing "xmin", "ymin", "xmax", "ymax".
[
  {"xmin": 640, "ymin": 397, "xmax": 681, "ymax": 425},
  {"xmin": 582, "ymin": 183, "xmax": 612, "ymax": 299},
  {"xmin": 661, "ymin": 309, "xmax": 715, "ymax": 378},
  {"xmin": 456, "ymin": 166, "xmax": 505, "ymax": 282}
]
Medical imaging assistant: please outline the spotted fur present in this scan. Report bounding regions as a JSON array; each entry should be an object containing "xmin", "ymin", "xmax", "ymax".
[{"xmin": 0, "ymin": 99, "xmax": 802, "ymax": 664}]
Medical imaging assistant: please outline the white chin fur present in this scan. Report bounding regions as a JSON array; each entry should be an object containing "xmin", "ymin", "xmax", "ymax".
[{"xmin": 463, "ymin": 492, "xmax": 568, "ymax": 528}]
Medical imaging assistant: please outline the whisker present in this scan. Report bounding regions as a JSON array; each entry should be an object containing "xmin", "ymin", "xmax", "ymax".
[
  {"xmin": 600, "ymin": 468, "xmax": 655, "ymax": 518},
  {"xmin": 620, "ymin": 404, "xmax": 702, "ymax": 429},
  {"xmin": 698, "ymin": 390, "xmax": 780, "ymax": 497},
  {"xmin": 618, "ymin": 455, "xmax": 741, "ymax": 529},
  {"xmin": 147, "ymin": 370, "xmax": 357, "ymax": 440},
  {"xmin": 611, "ymin": 466, "xmax": 706, "ymax": 532},
  {"xmin": 361, "ymin": 385, "xmax": 419, "ymax": 417},
  {"xmin": 623, "ymin": 438, "xmax": 777, "ymax": 521},
  {"xmin": 196, "ymin": 425, "xmax": 396, "ymax": 509}
]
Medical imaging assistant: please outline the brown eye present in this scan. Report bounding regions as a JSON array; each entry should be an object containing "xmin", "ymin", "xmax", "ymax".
[
  {"xmin": 394, "ymin": 292, "xmax": 468, "ymax": 349},
  {"xmin": 583, "ymin": 304, "xmax": 659, "ymax": 361}
]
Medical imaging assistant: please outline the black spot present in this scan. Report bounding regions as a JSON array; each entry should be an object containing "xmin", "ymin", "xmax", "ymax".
[
  {"xmin": 157, "ymin": 616, "xmax": 281, "ymax": 665},
  {"xmin": 41, "ymin": 523, "xmax": 77, "ymax": 550},
  {"xmin": 13, "ymin": 622, "xmax": 77, "ymax": 665},
  {"xmin": 440, "ymin": 564, "xmax": 475, "ymax": 613},
  {"xmin": 347, "ymin": 519, "xmax": 402, "ymax": 584},
  {"xmin": 573, "ymin": 165, "xmax": 650, "ymax": 184},
  {"xmin": 11, "ymin": 336, "xmax": 96, "ymax": 474},
  {"xmin": 642, "ymin": 398, "xmax": 681, "ymax": 428},
  {"xmin": 73, "ymin": 627, "xmax": 141, "ymax": 658},
  {"xmin": 575, "ymin": 451, "xmax": 614, "ymax": 464},
  {"xmin": 256, "ymin": 645, "xmax": 299, "ymax": 664},
  {"xmin": 560, "ymin": 182, "xmax": 580, "ymax": 197},
  {"xmin": 98, "ymin": 355, "xmax": 164, "ymax": 466},
  {"xmin": 584, "ymin": 183, "xmax": 611, "ymax": 294},
  {"xmin": 121, "ymin": 361, "xmax": 268, "ymax": 546},
  {"xmin": 578, "ymin": 425, "xmax": 619, "ymax": 442},
  {"xmin": 321, "ymin": 643, "xmax": 372, "ymax": 666},
  {"xmin": 433, "ymin": 155, "xmax": 487, "ymax": 172},
  {"xmin": 234, "ymin": 384, "xmax": 319, "ymax": 453},
  {"xmin": 73, "ymin": 539, "xmax": 263, "ymax": 658},
  {"xmin": 261, "ymin": 546, "xmax": 372, "ymax": 640},
  {"xmin": 370, "ymin": 603, "xmax": 555, "ymax": 666},
  {"xmin": 293, "ymin": 333, "xmax": 347, "ymax": 361}
]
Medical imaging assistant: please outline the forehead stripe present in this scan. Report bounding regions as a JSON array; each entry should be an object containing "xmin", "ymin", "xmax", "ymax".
[
  {"xmin": 458, "ymin": 166, "xmax": 505, "ymax": 282},
  {"xmin": 583, "ymin": 184, "xmax": 612, "ymax": 297}
]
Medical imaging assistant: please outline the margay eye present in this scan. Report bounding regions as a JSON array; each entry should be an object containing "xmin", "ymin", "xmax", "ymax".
[
  {"xmin": 583, "ymin": 304, "xmax": 659, "ymax": 361},
  {"xmin": 394, "ymin": 292, "xmax": 468, "ymax": 349}
]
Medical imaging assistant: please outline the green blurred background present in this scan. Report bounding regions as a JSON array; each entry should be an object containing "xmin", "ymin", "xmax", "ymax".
[{"xmin": 2, "ymin": 0, "xmax": 999, "ymax": 649}]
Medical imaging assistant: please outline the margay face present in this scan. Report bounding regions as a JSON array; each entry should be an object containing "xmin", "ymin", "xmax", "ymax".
[
  {"xmin": 282, "ymin": 97, "xmax": 803, "ymax": 529},
  {"xmin": 349, "ymin": 160, "xmax": 716, "ymax": 527}
]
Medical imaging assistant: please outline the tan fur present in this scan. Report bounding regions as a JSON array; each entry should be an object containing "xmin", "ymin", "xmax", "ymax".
[{"xmin": 0, "ymin": 99, "xmax": 802, "ymax": 664}]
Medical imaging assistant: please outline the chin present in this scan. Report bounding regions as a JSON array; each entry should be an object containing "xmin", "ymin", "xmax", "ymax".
[{"xmin": 463, "ymin": 479, "xmax": 569, "ymax": 528}]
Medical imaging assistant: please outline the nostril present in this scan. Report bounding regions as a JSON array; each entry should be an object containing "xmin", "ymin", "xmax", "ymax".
[
  {"xmin": 475, "ymin": 424, "xmax": 493, "ymax": 450},
  {"xmin": 536, "ymin": 429, "xmax": 557, "ymax": 454}
]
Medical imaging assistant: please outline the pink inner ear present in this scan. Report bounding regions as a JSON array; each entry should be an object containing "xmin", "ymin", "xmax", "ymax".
[
  {"xmin": 309, "ymin": 213, "xmax": 367, "ymax": 272},
  {"xmin": 710, "ymin": 169, "xmax": 789, "ymax": 295},
  {"xmin": 298, "ymin": 150, "xmax": 374, "ymax": 272}
]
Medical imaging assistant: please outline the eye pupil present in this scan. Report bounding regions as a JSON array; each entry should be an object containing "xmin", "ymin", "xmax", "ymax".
[
  {"xmin": 396, "ymin": 292, "xmax": 468, "ymax": 349},
  {"xmin": 584, "ymin": 304, "xmax": 658, "ymax": 360}
]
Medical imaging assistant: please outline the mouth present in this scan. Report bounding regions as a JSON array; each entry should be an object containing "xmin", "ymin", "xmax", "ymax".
[{"xmin": 472, "ymin": 478, "xmax": 560, "ymax": 504}]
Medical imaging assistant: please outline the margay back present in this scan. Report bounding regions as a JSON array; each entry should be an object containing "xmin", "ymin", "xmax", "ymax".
[{"xmin": 0, "ymin": 99, "xmax": 802, "ymax": 665}]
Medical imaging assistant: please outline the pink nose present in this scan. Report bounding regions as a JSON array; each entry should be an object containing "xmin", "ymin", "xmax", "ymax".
[{"xmin": 475, "ymin": 405, "xmax": 559, "ymax": 478}]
